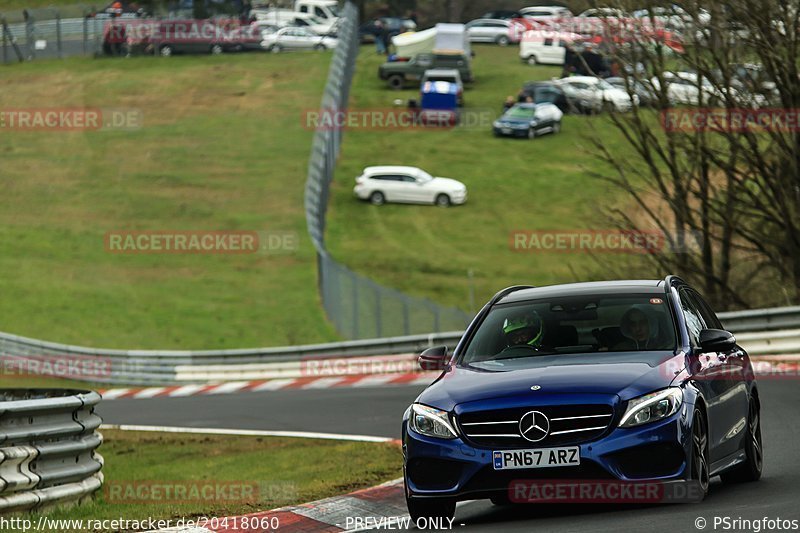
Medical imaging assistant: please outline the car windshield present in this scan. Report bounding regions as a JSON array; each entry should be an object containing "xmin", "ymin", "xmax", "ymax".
[
  {"xmin": 416, "ymin": 170, "xmax": 433, "ymax": 182},
  {"xmin": 460, "ymin": 293, "xmax": 677, "ymax": 367},
  {"xmin": 506, "ymin": 106, "xmax": 535, "ymax": 119}
]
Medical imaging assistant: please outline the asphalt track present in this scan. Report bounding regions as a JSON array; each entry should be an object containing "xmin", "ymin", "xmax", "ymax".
[{"xmin": 99, "ymin": 379, "xmax": 800, "ymax": 531}]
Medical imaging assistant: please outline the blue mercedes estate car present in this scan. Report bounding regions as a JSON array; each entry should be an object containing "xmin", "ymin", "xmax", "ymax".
[{"xmin": 402, "ymin": 277, "xmax": 762, "ymax": 520}]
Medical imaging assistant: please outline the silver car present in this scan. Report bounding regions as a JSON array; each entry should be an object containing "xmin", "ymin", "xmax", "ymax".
[
  {"xmin": 465, "ymin": 18, "xmax": 519, "ymax": 46},
  {"xmin": 260, "ymin": 26, "xmax": 338, "ymax": 52}
]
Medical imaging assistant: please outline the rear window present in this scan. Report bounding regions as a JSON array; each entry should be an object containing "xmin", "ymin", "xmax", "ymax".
[{"xmin": 461, "ymin": 293, "xmax": 677, "ymax": 365}]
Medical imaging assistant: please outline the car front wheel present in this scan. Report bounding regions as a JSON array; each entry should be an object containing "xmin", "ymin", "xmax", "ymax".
[
  {"xmin": 527, "ymin": 55, "xmax": 537, "ymax": 65},
  {"xmin": 314, "ymin": 43, "xmax": 327, "ymax": 51},
  {"xmin": 496, "ymin": 35, "xmax": 510, "ymax": 46},
  {"xmin": 528, "ymin": 127, "xmax": 537, "ymax": 139},
  {"xmin": 435, "ymin": 194, "xmax": 451, "ymax": 207},
  {"xmin": 691, "ymin": 408, "xmax": 710, "ymax": 500},
  {"xmin": 406, "ymin": 496, "xmax": 456, "ymax": 523}
]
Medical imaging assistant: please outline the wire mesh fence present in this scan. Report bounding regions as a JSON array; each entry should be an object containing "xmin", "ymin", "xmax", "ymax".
[
  {"xmin": 0, "ymin": 6, "xmax": 108, "ymax": 62},
  {"xmin": 305, "ymin": 1, "xmax": 472, "ymax": 340}
]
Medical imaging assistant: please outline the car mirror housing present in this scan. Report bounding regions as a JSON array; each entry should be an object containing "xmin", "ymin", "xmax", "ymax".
[
  {"xmin": 698, "ymin": 328, "xmax": 736, "ymax": 352},
  {"xmin": 418, "ymin": 345, "xmax": 449, "ymax": 370}
]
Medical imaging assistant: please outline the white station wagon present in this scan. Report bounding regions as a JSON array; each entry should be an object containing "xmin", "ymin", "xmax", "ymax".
[{"xmin": 353, "ymin": 166, "xmax": 467, "ymax": 207}]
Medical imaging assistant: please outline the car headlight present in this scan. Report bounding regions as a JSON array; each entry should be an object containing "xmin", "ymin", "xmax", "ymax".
[
  {"xmin": 619, "ymin": 388, "xmax": 683, "ymax": 428},
  {"xmin": 408, "ymin": 403, "xmax": 458, "ymax": 439},
  {"xmin": 493, "ymin": 120, "xmax": 501, "ymax": 128}
]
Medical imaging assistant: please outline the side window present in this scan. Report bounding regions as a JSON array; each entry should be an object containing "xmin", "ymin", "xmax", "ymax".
[
  {"xmin": 691, "ymin": 291, "xmax": 724, "ymax": 330},
  {"xmin": 399, "ymin": 175, "xmax": 417, "ymax": 183},
  {"xmin": 544, "ymin": 38, "xmax": 553, "ymax": 46},
  {"xmin": 298, "ymin": 5, "xmax": 308, "ymax": 13},
  {"xmin": 315, "ymin": 7, "xmax": 325, "ymax": 18},
  {"xmin": 679, "ymin": 288, "xmax": 704, "ymax": 347}
]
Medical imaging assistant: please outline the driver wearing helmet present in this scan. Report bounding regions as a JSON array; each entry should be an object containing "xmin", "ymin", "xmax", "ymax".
[{"xmin": 502, "ymin": 310, "xmax": 545, "ymax": 349}]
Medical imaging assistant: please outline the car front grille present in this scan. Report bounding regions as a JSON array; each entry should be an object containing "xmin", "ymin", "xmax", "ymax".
[{"xmin": 458, "ymin": 404, "xmax": 615, "ymax": 448}]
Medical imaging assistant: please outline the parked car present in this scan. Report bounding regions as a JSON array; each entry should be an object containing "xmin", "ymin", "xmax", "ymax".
[
  {"xmin": 521, "ymin": 81, "xmax": 578, "ymax": 113},
  {"xmin": 295, "ymin": 0, "xmax": 340, "ymax": 25},
  {"xmin": 379, "ymin": 53, "xmax": 473, "ymax": 90},
  {"xmin": 492, "ymin": 102, "xmax": 563, "ymax": 139},
  {"xmin": 520, "ymin": 6, "xmax": 573, "ymax": 20},
  {"xmin": 465, "ymin": 18, "xmax": 521, "ymax": 46},
  {"xmin": 359, "ymin": 17, "xmax": 417, "ymax": 43},
  {"xmin": 480, "ymin": 10, "xmax": 523, "ymax": 20},
  {"xmin": 577, "ymin": 7, "xmax": 627, "ymax": 18},
  {"xmin": 421, "ymin": 69, "xmax": 464, "ymax": 106},
  {"xmin": 519, "ymin": 31, "xmax": 572, "ymax": 65},
  {"xmin": 251, "ymin": 9, "xmax": 336, "ymax": 35},
  {"xmin": 554, "ymin": 76, "xmax": 639, "ymax": 112},
  {"xmin": 605, "ymin": 77, "xmax": 657, "ymax": 107},
  {"xmin": 353, "ymin": 166, "xmax": 467, "ymax": 207},
  {"xmin": 403, "ymin": 276, "xmax": 762, "ymax": 520},
  {"xmin": 419, "ymin": 81, "xmax": 460, "ymax": 127},
  {"xmin": 260, "ymin": 26, "xmax": 338, "ymax": 52},
  {"xmin": 651, "ymin": 71, "xmax": 736, "ymax": 106},
  {"xmin": 631, "ymin": 6, "xmax": 710, "ymax": 32}
]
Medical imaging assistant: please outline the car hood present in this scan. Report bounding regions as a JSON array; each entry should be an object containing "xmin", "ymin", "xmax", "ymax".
[
  {"xmin": 498, "ymin": 116, "xmax": 533, "ymax": 125},
  {"xmin": 416, "ymin": 351, "xmax": 685, "ymax": 411},
  {"xmin": 429, "ymin": 177, "xmax": 465, "ymax": 189}
]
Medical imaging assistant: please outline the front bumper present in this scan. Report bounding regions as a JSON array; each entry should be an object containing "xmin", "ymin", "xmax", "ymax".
[
  {"xmin": 493, "ymin": 126, "xmax": 529, "ymax": 138},
  {"xmin": 403, "ymin": 406, "xmax": 691, "ymax": 502}
]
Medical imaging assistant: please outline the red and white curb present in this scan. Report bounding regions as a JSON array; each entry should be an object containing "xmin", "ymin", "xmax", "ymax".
[
  {"xmin": 99, "ymin": 373, "xmax": 437, "ymax": 401},
  {"xmin": 151, "ymin": 478, "xmax": 409, "ymax": 533}
]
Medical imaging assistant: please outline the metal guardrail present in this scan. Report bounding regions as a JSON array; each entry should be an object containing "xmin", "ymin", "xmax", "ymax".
[
  {"xmin": 0, "ymin": 390, "xmax": 103, "ymax": 513},
  {"xmin": 1, "ymin": 306, "xmax": 799, "ymax": 385}
]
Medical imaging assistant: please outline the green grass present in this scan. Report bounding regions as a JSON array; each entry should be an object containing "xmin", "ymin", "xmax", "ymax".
[
  {"xmin": 0, "ymin": 54, "xmax": 338, "ymax": 349},
  {"xmin": 13, "ymin": 429, "xmax": 401, "ymax": 532},
  {"xmin": 326, "ymin": 44, "xmax": 652, "ymax": 313},
  {"xmin": 0, "ymin": 44, "xmax": 651, "ymax": 350}
]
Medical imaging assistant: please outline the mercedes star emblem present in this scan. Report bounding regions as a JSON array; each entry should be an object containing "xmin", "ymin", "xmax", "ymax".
[{"xmin": 519, "ymin": 410, "xmax": 550, "ymax": 442}]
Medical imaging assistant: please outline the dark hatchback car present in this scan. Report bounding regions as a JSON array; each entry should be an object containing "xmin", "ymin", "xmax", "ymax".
[
  {"xmin": 521, "ymin": 81, "xmax": 580, "ymax": 114},
  {"xmin": 402, "ymin": 277, "xmax": 762, "ymax": 520}
]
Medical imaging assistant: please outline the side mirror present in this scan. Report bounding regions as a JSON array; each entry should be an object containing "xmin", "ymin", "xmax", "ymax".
[
  {"xmin": 699, "ymin": 329, "xmax": 736, "ymax": 352},
  {"xmin": 418, "ymin": 345, "xmax": 449, "ymax": 371}
]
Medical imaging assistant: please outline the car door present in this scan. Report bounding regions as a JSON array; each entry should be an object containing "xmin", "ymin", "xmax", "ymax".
[
  {"xmin": 679, "ymin": 288, "xmax": 736, "ymax": 464},
  {"xmin": 466, "ymin": 21, "xmax": 488, "ymax": 42},
  {"xmin": 540, "ymin": 38, "xmax": 564, "ymax": 64},
  {"xmin": 369, "ymin": 175, "xmax": 403, "ymax": 203},
  {"xmin": 396, "ymin": 174, "xmax": 425, "ymax": 203},
  {"xmin": 690, "ymin": 290, "xmax": 750, "ymax": 461}
]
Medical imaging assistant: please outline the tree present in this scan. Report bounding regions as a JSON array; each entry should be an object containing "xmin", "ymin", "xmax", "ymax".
[{"xmin": 585, "ymin": 0, "xmax": 800, "ymax": 308}]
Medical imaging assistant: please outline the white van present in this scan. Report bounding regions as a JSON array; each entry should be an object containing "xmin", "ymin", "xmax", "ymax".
[
  {"xmin": 295, "ymin": 0, "xmax": 340, "ymax": 24},
  {"xmin": 251, "ymin": 9, "xmax": 334, "ymax": 35},
  {"xmin": 519, "ymin": 30, "xmax": 578, "ymax": 65}
]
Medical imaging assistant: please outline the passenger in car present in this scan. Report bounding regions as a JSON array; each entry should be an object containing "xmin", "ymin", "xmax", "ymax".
[{"xmin": 614, "ymin": 305, "xmax": 672, "ymax": 350}]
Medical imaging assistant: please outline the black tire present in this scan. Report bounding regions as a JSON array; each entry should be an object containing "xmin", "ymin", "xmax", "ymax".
[
  {"xmin": 552, "ymin": 121, "xmax": 561, "ymax": 134},
  {"xmin": 388, "ymin": 74, "xmax": 405, "ymax": 90},
  {"xmin": 435, "ymin": 194, "xmax": 451, "ymax": 207},
  {"xmin": 527, "ymin": 55, "xmax": 537, "ymax": 66},
  {"xmin": 314, "ymin": 43, "xmax": 327, "ymax": 51},
  {"xmin": 721, "ymin": 398, "xmax": 763, "ymax": 483},
  {"xmin": 159, "ymin": 45, "xmax": 173, "ymax": 57},
  {"xmin": 270, "ymin": 45, "xmax": 282, "ymax": 54},
  {"xmin": 496, "ymin": 35, "xmax": 510, "ymax": 46},
  {"xmin": 528, "ymin": 127, "xmax": 537, "ymax": 139},
  {"xmin": 691, "ymin": 408, "xmax": 710, "ymax": 500},
  {"xmin": 369, "ymin": 191, "xmax": 385, "ymax": 206},
  {"xmin": 406, "ymin": 496, "xmax": 456, "ymax": 523},
  {"xmin": 210, "ymin": 44, "xmax": 223, "ymax": 55}
]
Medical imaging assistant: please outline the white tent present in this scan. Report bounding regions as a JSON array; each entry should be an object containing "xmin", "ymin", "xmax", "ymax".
[
  {"xmin": 391, "ymin": 27, "xmax": 436, "ymax": 58},
  {"xmin": 433, "ymin": 23, "xmax": 470, "ymax": 56}
]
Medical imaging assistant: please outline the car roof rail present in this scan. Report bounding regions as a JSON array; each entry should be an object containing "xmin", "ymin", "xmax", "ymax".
[
  {"xmin": 488, "ymin": 285, "xmax": 536, "ymax": 306},
  {"xmin": 664, "ymin": 274, "xmax": 686, "ymax": 289}
]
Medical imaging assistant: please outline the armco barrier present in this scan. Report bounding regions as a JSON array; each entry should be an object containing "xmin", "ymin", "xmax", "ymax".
[
  {"xmin": 0, "ymin": 307, "xmax": 798, "ymax": 385},
  {"xmin": 0, "ymin": 390, "xmax": 103, "ymax": 513}
]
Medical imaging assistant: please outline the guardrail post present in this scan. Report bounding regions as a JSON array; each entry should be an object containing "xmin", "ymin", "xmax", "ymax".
[
  {"xmin": 375, "ymin": 287, "xmax": 382, "ymax": 338},
  {"xmin": 55, "ymin": 9, "xmax": 62, "ymax": 59},
  {"xmin": 351, "ymin": 270, "xmax": 359, "ymax": 339},
  {"xmin": 403, "ymin": 300, "xmax": 410, "ymax": 336}
]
